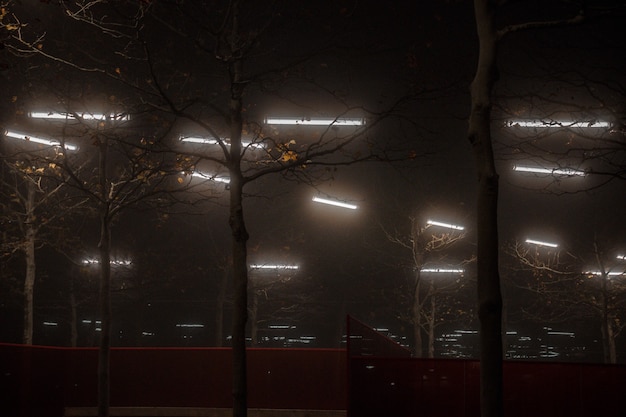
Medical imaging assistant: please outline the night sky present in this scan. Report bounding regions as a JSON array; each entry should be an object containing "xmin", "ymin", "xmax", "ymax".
[{"xmin": 1, "ymin": 1, "xmax": 624, "ymax": 362}]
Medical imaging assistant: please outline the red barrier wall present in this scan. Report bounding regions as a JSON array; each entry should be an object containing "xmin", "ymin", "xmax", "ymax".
[
  {"xmin": 0, "ymin": 344, "xmax": 347, "ymax": 416},
  {"xmin": 348, "ymin": 356, "xmax": 626, "ymax": 417}
]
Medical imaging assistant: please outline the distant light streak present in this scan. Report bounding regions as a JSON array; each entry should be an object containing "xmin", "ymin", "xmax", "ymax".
[
  {"xmin": 82, "ymin": 258, "xmax": 132, "ymax": 266},
  {"xmin": 176, "ymin": 323, "xmax": 204, "ymax": 328},
  {"xmin": 180, "ymin": 136, "xmax": 264, "ymax": 149},
  {"xmin": 250, "ymin": 264, "xmax": 299, "ymax": 270},
  {"xmin": 585, "ymin": 270, "xmax": 625, "ymax": 277},
  {"xmin": 525, "ymin": 239, "xmax": 558, "ymax": 248},
  {"xmin": 617, "ymin": 255, "xmax": 626, "ymax": 260},
  {"xmin": 420, "ymin": 268, "xmax": 465, "ymax": 273},
  {"xmin": 43, "ymin": 321, "xmax": 58, "ymax": 326},
  {"xmin": 547, "ymin": 331, "xmax": 575, "ymax": 337},
  {"xmin": 426, "ymin": 220, "xmax": 465, "ymax": 231},
  {"xmin": 191, "ymin": 171, "xmax": 231, "ymax": 184},
  {"xmin": 29, "ymin": 111, "xmax": 130, "ymax": 121},
  {"xmin": 513, "ymin": 165, "xmax": 586, "ymax": 177},
  {"xmin": 5, "ymin": 130, "xmax": 78, "ymax": 151},
  {"xmin": 312, "ymin": 197, "xmax": 357, "ymax": 210},
  {"xmin": 506, "ymin": 120, "xmax": 610, "ymax": 128},
  {"xmin": 265, "ymin": 117, "xmax": 364, "ymax": 126}
]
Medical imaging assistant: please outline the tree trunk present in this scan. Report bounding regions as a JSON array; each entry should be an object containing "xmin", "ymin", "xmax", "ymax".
[
  {"xmin": 228, "ymin": 19, "xmax": 249, "ymax": 413},
  {"xmin": 22, "ymin": 180, "xmax": 37, "ymax": 345},
  {"xmin": 250, "ymin": 290, "xmax": 259, "ymax": 346},
  {"xmin": 412, "ymin": 271, "xmax": 423, "ymax": 357},
  {"xmin": 470, "ymin": 2, "xmax": 504, "ymax": 416},
  {"xmin": 97, "ymin": 213, "xmax": 112, "ymax": 417},
  {"xmin": 215, "ymin": 267, "xmax": 229, "ymax": 347},
  {"xmin": 428, "ymin": 280, "xmax": 436, "ymax": 358}
]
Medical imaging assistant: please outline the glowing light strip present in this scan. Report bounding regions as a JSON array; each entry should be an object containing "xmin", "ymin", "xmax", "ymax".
[
  {"xmin": 617, "ymin": 255, "xmax": 625, "ymax": 260},
  {"xmin": 191, "ymin": 172, "xmax": 231, "ymax": 184},
  {"xmin": 250, "ymin": 264, "xmax": 299, "ymax": 270},
  {"xmin": 176, "ymin": 324, "xmax": 204, "ymax": 328},
  {"xmin": 525, "ymin": 239, "xmax": 558, "ymax": 248},
  {"xmin": 506, "ymin": 120, "xmax": 610, "ymax": 128},
  {"xmin": 265, "ymin": 117, "xmax": 364, "ymax": 126},
  {"xmin": 585, "ymin": 271, "xmax": 625, "ymax": 276},
  {"xmin": 180, "ymin": 136, "xmax": 264, "ymax": 149},
  {"xmin": 5, "ymin": 130, "xmax": 78, "ymax": 151},
  {"xmin": 513, "ymin": 165, "xmax": 586, "ymax": 177},
  {"xmin": 426, "ymin": 220, "xmax": 465, "ymax": 230},
  {"xmin": 312, "ymin": 197, "xmax": 357, "ymax": 210},
  {"xmin": 29, "ymin": 111, "xmax": 130, "ymax": 121},
  {"xmin": 82, "ymin": 259, "xmax": 132, "ymax": 265},
  {"xmin": 420, "ymin": 268, "xmax": 465, "ymax": 273}
]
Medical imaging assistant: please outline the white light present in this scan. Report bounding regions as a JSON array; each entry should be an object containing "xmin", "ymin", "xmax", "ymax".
[
  {"xmin": 176, "ymin": 324, "xmax": 204, "ymax": 328},
  {"xmin": 525, "ymin": 239, "xmax": 558, "ymax": 248},
  {"xmin": 513, "ymin": 165, "xmax": 586, "ymax": 177},
  {"xmin": 617, "ymin": 255, "xmax": 626, "ymax": 260},
  {"xmin": 420, "ymin": 268, "xmax": 465, "ymax": 273},
  {"xmin": 426, "ymin": 220, "xmax": 465, "ymax": 231},
  {"xmin": 250, "ymin": 264, "xmax": 299, "ymax": 270},
  {"xmin": 312, "ymin": 196, "xmax": 358, "ymax": 210},
  {"xmin": 5, "ymin": 130, "xmax": 78, "ymax": 151},
  {"xmin": 506, "ymin": 120, "xmax": 610, "ymax": 128},
  {"xmin": 547, "ymin": 331, "xmax": 575, "ymax": 336},
  {"xmin": 190, "ymin": 171, "xmax": 231, "ymax": 184},
  {"xmin": 29, "ymin": 111, "xmax": 130, "ymax": 121},
  {"xmin": 180, "ymin": 136, "xmax": 265, "ymax": 149},
  {"xmin": 43, "ymin": 321, "xmax": 58, "ymax": 326},
  {"xmin": 265, "ymin": 117, "xmax": 364, "ymax": 126},
  {"xmin": 585, "ymin": 271, "xmax": 625, "ymax": 277},
  {"xmin": 82, "ymin": 258, "xmax": 132, "ymax": 266}
]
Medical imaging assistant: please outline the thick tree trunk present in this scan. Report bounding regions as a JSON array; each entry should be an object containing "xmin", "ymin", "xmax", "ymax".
[
  {"xmin": 23, "ymin": 181, "xmax": 37, "ymax": 345},
  {"xmin": 97, "ymin": 214, "xmax": 112, "ymax": 417},
  {"xmin": 412, "ymin": 273, "xmax": 423, "ymax": 357},
  {"xmin": 470, "ymin": 2, "xmax": 504, "ymax": 416}
]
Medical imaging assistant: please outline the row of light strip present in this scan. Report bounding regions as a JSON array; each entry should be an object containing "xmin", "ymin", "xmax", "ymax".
[
  {"xmin": 421, "ymin": 268, "xmax": 464, "ymax": 273},
  {"xmin": 180, "ymin": 136, "xmax": 265, "ymax": 149},
  {"xmin": 426, "ymin": 219, "xmax": 465, "ymax": 231},
  {"xmin": 82, "ymin": 259, "xmax": 132, "ymax": 265},
  {"xmin": 525, "ymin": 238, "xmax": 558, "ymax": 248},
  {"xmin": 312, "ymin": 196, "xmax": 358, "ymax": 210},
  {"xmin": 265, "ymin": 117, "xmax": 364, "ymax": 126},
  {"xmin": 250, "ymin": 264, "xmax": 299, "ymax": 270},
  {"xmin": 4, "ymin": 130, "xmax": 78, "ymax": 151},
  {"xmin": 506, "ymin": 120, "xmax": 610, "ymax": 128},
  {"xmin": 29, "ymin": 111, "xmax": 130, "ymax": 121},
  {"xmin": 513, "ymin": 165, "xmax": 586, "ymax": 177}
]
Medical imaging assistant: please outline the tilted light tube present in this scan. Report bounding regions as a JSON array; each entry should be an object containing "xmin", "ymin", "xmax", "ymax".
[
  {"xmin": 250, "ymin": 264, "xmax": 299, "ymax": 270},
  {"xmin": 265, "ymin": 117, "xmax": 364, "ymax": 126},
  {"xmin": 312, "ymin": 197, "xmax": 357, "ymax": 210},
  {"xmin": 5, "ymin": 130, "xmax": 78, "ymax": 151},
  {"xmin": 426, "ymin": 220, "xmax": 465, "ymax": 231},
  {"xmin": 29, "ymin": 111, "xmax": 130, "ymax": 121},
  {"xmin": 513, "ymin": 165, "xmax": 586, "ymax": 177},
  {"xmin": 506, "ymin": 120, "xmax": 610, "ymax": 128},
  {"xmin": 525, "ymin": 239, "xmax": 558, "ymax": 248},
  {"xmin": 420, "ymin": 268, "xmax": 465, "ymax": 273}
]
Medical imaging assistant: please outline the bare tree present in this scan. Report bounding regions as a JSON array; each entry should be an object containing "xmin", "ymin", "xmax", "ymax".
[{"xmin": 3, "ymin": 2, "xmax": 421, "ymax": 416}]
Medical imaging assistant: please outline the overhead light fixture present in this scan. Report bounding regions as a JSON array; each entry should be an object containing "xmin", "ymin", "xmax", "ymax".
[
  {"xmin": 250, "ymin": 264, "xmax": 299, "ymax": 270},
  {"xmin": 525, "ymin": 239, "xmax": 558, "ymax": 248},
  {"xmin": 82, "ymin": 258, "xmax": 132, "ymax": 266},
  {"xmin": 5, "ymin": 130, "xmax": 78, "ymax": 151},
  {"xmin": 617, "ymin": 255, "xmax": 625, "ymax": 260},
  {"xmin": 265, "ymin": 117, "xmax": 364, "ymax": 126},
  {"xmin": 180, "ymin": 136, "xmax": 264, "ymax": 149},
  {"xmin": 29, "ymin": 111, "xmax": 130, "ymax": 121},
  {"xmin": 585, "ymin": 270, "xmax": 625, "ymax": 277},
  {"xmin": 420, "ymin": 268, "xmax": 464, "ymax": 273},
  {"xmin": 312, "ymin": 196, "xmax": 358, "ymax": 210},
  {"xmin": 191, "ymin": 171, "xmax": 231, "ymax": 184},
  {"xmin": 506, "ymin": 120, "xmax": 610, "ymax": 128},
  {"xmin": 426, "ymin": 220, "xmax": 465, "ymax": 231},
  {"xmin": 513, "ymin": 165, "xmax": 586, "ymax": 177}
]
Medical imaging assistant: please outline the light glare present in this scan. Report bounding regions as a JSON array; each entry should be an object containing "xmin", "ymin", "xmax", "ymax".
[
  {"xmin": 420, "ymin": 268, "xmax": 465, "ymax": 273},
  {"xmin": 250, "ymin": 264, "xmax": 299, "ymax": 270},
  {"xmin": 426, "ymin": 220, "xmax": 465, "ymax": 231},
  {"xmin": 265, "ymin": 117, "xmax": 364, "ymax": 126},
  {"xmin": 513, "ymin": 165, "xmax": 586, "ymax": 177},
  {"xmin": 5, "ymin": 130, "xmax": 78, "ymax": 151},
  {"xmin": 525, "ymin": 239, "xmax": 558, "ymax": 248},
  {"xmin": 29, "ymin": 111, "xmax": 130, "ymax": 121},
  {"xmin": 312, "ymin": 197, "xmax": 357, "ymax": 210},
  {"xmin": 506, "ymin": 120, "xmax": 610, "ymax": 128}
]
